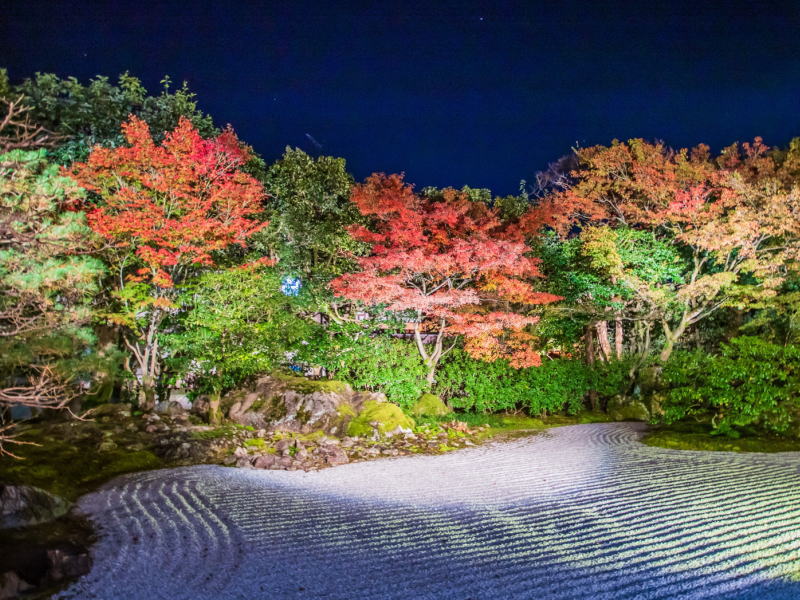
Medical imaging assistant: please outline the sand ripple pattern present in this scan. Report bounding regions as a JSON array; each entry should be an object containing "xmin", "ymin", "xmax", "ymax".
[{"xmin": 60, "ymin": 423, "xmax": 800, "ymax": 600}]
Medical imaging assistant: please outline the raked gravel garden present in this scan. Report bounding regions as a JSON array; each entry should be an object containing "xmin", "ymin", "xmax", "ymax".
[{"xmin": 57, "ymin": 422, "xmax": 800, "ymax": 600}]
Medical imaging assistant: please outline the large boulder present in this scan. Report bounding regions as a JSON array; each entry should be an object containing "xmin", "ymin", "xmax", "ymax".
[
  {"xmin": 637, "ymin": 365, "xmax": 663, "ymax": 395},
  {"xmin": 607, "ymin": 395, "xmax": 650, "ymax": 422},
  {"xmin": 347, "ymin": 400, "xmax": 415, "ymax": 437},
  {"xmin": 0, "ymin": 485, "xmax": 70, "ymax": 529},
  {"xmin": 410, "ymin": 393, "xmax": 450, "ymax": 417},
  {"xmin": 222, "ymin": 372, "xmax": 382, "ymax": 435}
]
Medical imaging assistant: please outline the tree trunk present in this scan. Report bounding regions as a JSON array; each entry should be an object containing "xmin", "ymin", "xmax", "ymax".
[
  {"xmin": 425, "ymin": 364, "xmax": 437, "ymax": 385},
  {"xmin": 124, "ymin": 309, "xmax": 166, "ymax": 411},
  {"xmin": 208, "ymin": 390, "xmax": 222, "ymax": 425},
  {"xmin": 414, "ymin": 318, "xmax": 446, "ymax": 387},
  {"xmin": 615, "ymin": 315, "xmax": 623, "ymax": 359},
  {"xmin": 595, "ymin": 321, "xmax": 612, "ymax": 362},
  {"xmin": 138, "ymin": 375, "xmax": 156, "ymax": 411},
  {"xmin": 585, "ymin": 325, "xmax": 598, "ymax": 411},
  {"xmin": 659, "ymin": 318, "xmax": 689, "ymax": 363}
]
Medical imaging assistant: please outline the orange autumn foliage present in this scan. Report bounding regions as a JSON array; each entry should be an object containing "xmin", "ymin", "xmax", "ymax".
[{"xmin": 67, "ymin": 116, "xmax": 268, "ymax": 287}]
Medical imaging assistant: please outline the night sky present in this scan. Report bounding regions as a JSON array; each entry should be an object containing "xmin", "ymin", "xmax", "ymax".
[{"xmin": 3, "ymin": 0, "xmax": 800, "ymax": 195}]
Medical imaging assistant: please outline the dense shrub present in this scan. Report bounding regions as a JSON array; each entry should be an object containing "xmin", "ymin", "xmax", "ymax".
[
  {"xmin": 591, "ymin": 359, "xmax": 634, "ymax": 399},
  {"xmin": 302, "ymin": 333, "xmax": 428, "ymax": 408},
  {"xmin": 436, "ymin": 350, "xmax": 593, "ymax": 414},
  {"xmin": 660, "ymin": 337, "xmax": 800, "ymax": 436}
]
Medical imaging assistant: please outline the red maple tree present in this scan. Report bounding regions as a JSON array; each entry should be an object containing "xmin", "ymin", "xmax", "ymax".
[
  {"xmin": 330, "ymin": 174, "xmax": 561, "ymax": 383},
  {"xmin": 67, "ymin": 116, "xmax": 268, "ymax": 407},
  {"xmin": 68, "ymin": 116, "xmax": 267, "ymax": 287}
]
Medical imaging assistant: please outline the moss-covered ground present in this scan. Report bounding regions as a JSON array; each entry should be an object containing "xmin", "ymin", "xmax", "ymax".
[
  {"xmin": 415, "ymin": 410, "xmax": 613, "ymax": 442},
  {"xmin": 642, "ymin": 422, "xmax": 800, "ymax": 453},
  {"xmin": 0, "ymin": 421, "xmax": 164, "ymax": 502}
]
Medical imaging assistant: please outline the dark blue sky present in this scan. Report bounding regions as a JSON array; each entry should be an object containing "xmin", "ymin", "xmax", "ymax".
[{"xmin": 3, "ymin": 1, "xmax": 800, "ymax": 195}]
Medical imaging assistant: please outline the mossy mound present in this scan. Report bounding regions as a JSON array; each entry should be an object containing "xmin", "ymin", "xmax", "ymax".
[
  {"xmin": 347, "ymin": 400, "xmax": 415, "ymax": 437},
  {"xmin": 410, "ymin": 393, "xmax": 450, "ymax": 417},
  {"xmin": 607, "ymin": 395, "xmax": 650, "ymax": 422}
]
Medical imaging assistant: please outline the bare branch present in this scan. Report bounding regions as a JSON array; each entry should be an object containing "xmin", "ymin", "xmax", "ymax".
[{"xmin": 0, "ymin": 95, "xmax": 63, "ymax": 152}]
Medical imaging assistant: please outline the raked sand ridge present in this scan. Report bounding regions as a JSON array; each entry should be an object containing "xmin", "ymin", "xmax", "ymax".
[{"xmin": 59, "ymin": 423, "xmax": 800, "ymax": 600}]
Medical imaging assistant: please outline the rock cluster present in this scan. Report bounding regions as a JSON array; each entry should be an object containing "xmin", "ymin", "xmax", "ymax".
[
  {"xmin": 215, "ymin": 372, "xmax": 388, "ymax": 436},
  {"xmin": 228, "ymin": 422, "xmax": 487, "ymax": 472}
]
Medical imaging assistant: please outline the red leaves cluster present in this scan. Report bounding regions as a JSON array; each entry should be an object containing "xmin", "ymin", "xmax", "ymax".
[
  {"xmin": 67, "ymin": 116, "xmax": 267, "ymax": 286},
  {"xmin": 330, "ymin": 174, "xmax": 561, "ymax": 368}
]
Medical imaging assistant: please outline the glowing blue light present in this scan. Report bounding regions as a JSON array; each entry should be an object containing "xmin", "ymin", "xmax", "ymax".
[{"xmin": 281, "ymin": 275, "xmax": 302, "ymax": 296}]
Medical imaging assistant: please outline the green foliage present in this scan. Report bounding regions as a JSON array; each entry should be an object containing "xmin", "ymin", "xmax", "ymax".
[
  {"xmin": 0, "ymin": 150, "xmax": 110, "ymax": 412},
  {"xmin": 660, "ymin": 337, "xmax": 800, "ymax": 436},
  {"xmin": 163, "ymin": 267, "xmax": 313, "ymax": 397},
  {"xmin": 538, "ymin": 227, "xmax": 685, "ymax": 310},
  {"xmin": 299, "ymin": 328, "xmax": 428, "ymax": 408},
  {"xmin": 738, "ymin": 274, "xmax": 800, "ymax": 345},
  {"xmin": 259, "ymin": 147, "xmax": 363, "ymax": 281},
  {"xmin": 590, "ymin": 359, "xmax": 634, "ymax": 398},
  {"xmin": 436, "ymin": 350, "xmax": 596, "ymax": 415},
  {"xmin": 493, "ymin": 194, "xmax": 530, "ymax": 222},
  {"xmin": 7, "ymin": 72, "xmax": 216, "ymax": 164}
]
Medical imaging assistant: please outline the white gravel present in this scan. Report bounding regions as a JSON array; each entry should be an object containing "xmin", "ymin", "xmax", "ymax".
[{"xmin": 59, "ymin": 423, "xmax": 800, "ymax": 600}]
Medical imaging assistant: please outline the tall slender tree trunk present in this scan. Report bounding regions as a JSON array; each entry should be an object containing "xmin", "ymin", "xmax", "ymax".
[
  {"xmin": 124, "ymin": 310, "xmax": 164, "ymax": 411},
  {"xmin": 585, "ymin": 325, "xmax": 598, "ymax": 411},
  {"xmin": 614, "ymin": 314, "xmax": 623, "ymax": 359},
  {"xmin": 595, "ymin": 321, "xmax": 612, "ymax": 362}
]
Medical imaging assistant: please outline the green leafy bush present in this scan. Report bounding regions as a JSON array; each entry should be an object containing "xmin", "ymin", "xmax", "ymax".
[
  {"xmin": 302, "ymin": 332, "xmax": 428, "ymax": 408},
  {"xmin": 591, "ymin": 359, "xmax": 634, "ymax": 399},
  {"xmin": 661, "ymin": 337, "xmax": 800, "ymax": 436},
  {"xmin": 436, "ymin": 350, "xmax": 595, "ymax": 415}
]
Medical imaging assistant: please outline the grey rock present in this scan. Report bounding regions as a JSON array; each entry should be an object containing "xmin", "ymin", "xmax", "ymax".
[
  {"xmin": 0, "ymin": 485, "xmax": 71, "ymax": 529},
  {"xmin": 274, "ymin": 439, "xmax": 291, "ymax": 453},
  {"xmin": 155, "ymin": 400, "xmax": 187, "ymax": 416},
  {"xmin": 46, "ymin": 548, "xmax": 91, "ymax": 581},
  {"xmin": 319, "ymin": 445, "xmax": 349, "ymax": 466},
  {"xmin": 223, "ymin": 375, "xmax": 369, "ymax": 434},
  {"xmin": 0, "ymin": 570, "xmax": 33, "ymax": 600},
  {"xmin": 253, "ymin": 455, "xmax": 277, "ymax": 469}
]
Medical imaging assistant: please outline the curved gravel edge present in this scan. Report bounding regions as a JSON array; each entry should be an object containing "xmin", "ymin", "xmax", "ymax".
[{"xmin": 59, "ymin": 423, "xmax": 800, "ymax": 600}]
